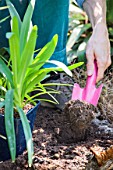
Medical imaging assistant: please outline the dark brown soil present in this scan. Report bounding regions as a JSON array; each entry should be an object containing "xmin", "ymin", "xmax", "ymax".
[
  {"xmin": 0, "ymin": 104, "xmax": 34, "ymax": 118},
  {"xmin": 0, "ymin": 67, "xmax": 113, "ymax": 170},
  {"xmin": 63, "ymin": 100, "xmax": 96, "ymax": 142}
]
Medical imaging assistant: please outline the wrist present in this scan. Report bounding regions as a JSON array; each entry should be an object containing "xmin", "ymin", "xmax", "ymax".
[
  {"xmin": 83, "ymin": 0, "xmax": 106, "ymax": 28},
  {"xmin": 92, "ymin": 23, "xmax": 109, "ymax": 43},
  {"xmin": 93, "ymin": 23, "xmax": 108, "ymax": 35}
]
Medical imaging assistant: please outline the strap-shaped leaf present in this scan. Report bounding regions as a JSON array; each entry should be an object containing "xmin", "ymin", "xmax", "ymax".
[
  {"xmin": 26, "ymin": 34, "xmax": 58, "ymax": 77},
  {"xmin": 27, "ymin": 34, "xmax": 58, "ymax": 76},
  {"xmin": 18, "ymin": 25, "xmax": 37, "ymax": 86},
  {"xmin": 0, "ymin": 6, "xmax": 9, "ymax": 10},
  {"xmin": 23, "ymin": 72, "xmax": 47, "ymax": 96},
  {"xmin": 5, "ymin": 89, "xmax": 16, "ymax": 162},
  {"xmin": 46, "ymin": 60, "xmax": 72, "ymax": 77},
  {"xmin": 23, "ymin": 69, "xmax": 46, "ymax": 88},
  {"xmin": 5, "ymin": 0, "xmax": 21, "ymax": 29},
  {"xmin": 0, "ymin": 16, "xmax": 10, "ymax": 24},
  {"xmin": 12, "ymin": 16, "xmax": 20, "ymax": 38},
  {"xmin": 20, "ymin": 0, "xmax": 36, "ymax": 54},
  {"xmin": 68, "ymin": 62, "xmax": 84, "ymax": 70},
  {"xmin": 16, "ymin": 106, "xmax": 33, "ymax": 167},
  {"xmin": 7, "ymin": 17, "xmax": 21, "ymax": 85},
  {"xmin": 36, "ymin": 62, "xmax": 84, "ymax": 74},
  {"xmin": 0, "ymin": 58, "xmax": 13, "ymax": 87}
]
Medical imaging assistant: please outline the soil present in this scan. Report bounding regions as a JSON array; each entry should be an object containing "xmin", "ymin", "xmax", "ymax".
[
  {"xmin": 0, "ymin": 104, "xmax": 34, "ymax": 118},
  {"xmin": 0, "ymin": 67, "xmax": 113, "ymax": 170}
]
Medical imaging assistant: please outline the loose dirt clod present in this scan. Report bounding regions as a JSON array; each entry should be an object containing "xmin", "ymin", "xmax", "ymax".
[{"xmin": 60, "ymin": 100, "xmax": 97, "ymax": 142}]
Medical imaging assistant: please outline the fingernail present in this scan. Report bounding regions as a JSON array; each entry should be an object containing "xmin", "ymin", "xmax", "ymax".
[
  {"xmin": 87, "ymin": 70, "xmax": 93, "ymax": 76},
  {"xmin": 96, "ymin": 76, "xmax": 101, "ymax": 83},
  {"xmin": 96, "ymin": 78, "xmax": 99, "ymax": 83}
]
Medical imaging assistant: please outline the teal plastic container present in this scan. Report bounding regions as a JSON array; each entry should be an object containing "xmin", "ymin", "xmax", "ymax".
[{"xmin": 0, "ymin": 101, "xmax": 40, "ymax": 161}]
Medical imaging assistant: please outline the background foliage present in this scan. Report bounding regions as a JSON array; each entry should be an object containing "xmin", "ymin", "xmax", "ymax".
[{"xmin": 67, "ymin": 0, "xmax": 113, "ymax": 64}]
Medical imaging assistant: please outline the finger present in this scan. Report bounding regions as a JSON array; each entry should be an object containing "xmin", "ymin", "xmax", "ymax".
[
  {"xmin": 105, "ymin": 56, "xmax": 111, "ymax": 70},
  {"xmin": 86, "ymin": 49, "xmax": 94, "ymax": 76},
  {"xmin": 96, "ymin": 65, "xmax": 105, "ymax": 82},
  {"xmin": 96, "ymin": 54, "xmax": 111, "ymax": 82},
  {"xmin": 104, "ymin": 43, "xmax": 111, "ymax": 70}
]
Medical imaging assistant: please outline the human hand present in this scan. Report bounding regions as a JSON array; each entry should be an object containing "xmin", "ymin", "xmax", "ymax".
[{"xmin": 86, "ymin": 23, "xmax": 111, "ymax": 82}]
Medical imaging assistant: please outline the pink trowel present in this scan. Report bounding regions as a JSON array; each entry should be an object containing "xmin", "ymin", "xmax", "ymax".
[{"xmin": 71, "ymin": 61, "xmax": 103, "ymax": 106}]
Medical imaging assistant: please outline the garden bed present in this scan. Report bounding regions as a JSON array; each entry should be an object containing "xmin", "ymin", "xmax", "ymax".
[{"xmin": 0, "ymin": 66, "xmax": 113, "ymax": 170}]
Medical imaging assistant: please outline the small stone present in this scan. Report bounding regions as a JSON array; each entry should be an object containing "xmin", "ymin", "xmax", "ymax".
[
  {"xmin": 39, "ymin": 128, "xmax": 44, "ymax": 133},
  {"xmin": 33, "ymin": 163, "xmax": 39, "ymax": 168},
  {"xmin": 16, "ymin": 167, "xmax": 21, "ymax": 170},
  {"xmin": 64, "ymin": 154, "xmax": 75, "ymax": 159},
  {"xmin": 24, "ymin": 164, "xmax": 28, "ymax": 168},
  {"xmin": 41, "ymin": 143, "xmax": 45, "ymax": 148},
  {"xmin": 71, "ymin": 168, "xmax": 78, "ymax": 170},
  {"xmin": 48, "ymin": 164, "xmax": 57, "ymax": 169},
  {"xmin": 54, "ymin": 128, "xmax": 60, "ymax": 134},
  {"xmin": 52, "ymin": 153, "xmax": 60, "ymax": 159}
]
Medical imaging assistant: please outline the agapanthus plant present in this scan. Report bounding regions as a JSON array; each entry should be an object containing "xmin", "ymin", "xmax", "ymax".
[{"xmin": 0, "ymin": 0, "xmax": 83, "ymax": 166}]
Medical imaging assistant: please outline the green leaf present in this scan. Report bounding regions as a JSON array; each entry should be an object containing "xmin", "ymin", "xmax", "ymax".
[
  {"xmin": 23, "ymin": 72, "xmax": 47, "ymax": 95},
  {"xmin": 5, "ymin": 0, "xmax": 21, "ymax": 29},
  {"xmin": 18, "ymin": 25, "xmax": 37, "ymax": 86},
  {"xmin": 12, "ymin": 16, "xmax": 20, "ymax": 39},
  {"xmin": 42, "ymin": 83, "xmax": 73, "ymax": 87},
  {"xmin": 6, "ymin": 32, "xmax": 14, "ymax": 39},
  {"xmin": 7, "ymin": 17, "xmax": 21, "ymax": 85},
  {"xmin": 5, "ymin": 89, "xmax": 16, "ymax": 162},
  {"xmin": 46, "ymin": 60, "xmax": 72, "ymax": 77},
  {"xmin": 20, "ymin": 0, "xmax": 36, "ymax": 54},
  {"xmin": 0, "ymin": 6, "xmax": 9, "ymax": 10},
  {"xmin": 16, "ymin": 107, "xmax": 33, "ymax": 167},
  {"xmin": 38, "ymin": 62, "xmax": 84, "ymax": 73},
  {"xmin": 25, "ymin": 90, "xmax": 60, "ymax": 105},
  {"xmin": 67, "ymin": 62, "xmax": 84, "ymax": 70},
  {"xmin": 29, "ymin": 34, "xmax": 58, "ymax": 70},
  {"xmin": 25, "ymin": 34, "xmax": 58, "ymax": 82},
  {"xmin": 0, "ymin": 16, "xmax": 10, "ymax": 24},
  {"xmin": 23, "ymin": 69, "xmax": 47, "ymax": 89},
  {"xmin": 0, "ymin": 58, "xmax": 13, "ymax": 87}
]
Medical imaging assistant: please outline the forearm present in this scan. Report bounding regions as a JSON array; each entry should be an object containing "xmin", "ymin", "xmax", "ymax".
[
  {"xmin": 83, "ymin": 0, "xmax": 111, "ymax": 82},
  {"xmin": 83, "ymin": 0, "xmax": 106, "ymax": 29}
]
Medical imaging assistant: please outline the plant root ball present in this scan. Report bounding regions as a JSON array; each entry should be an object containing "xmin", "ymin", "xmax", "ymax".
[{"xmin": 60, "ymin": 100, "xmax": 97, "ymax": 143}]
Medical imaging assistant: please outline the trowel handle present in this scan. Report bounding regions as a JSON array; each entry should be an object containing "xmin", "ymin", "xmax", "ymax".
[{"xmin": 86, "ymin": 61, "xmax": 98, "ymax": 87}]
